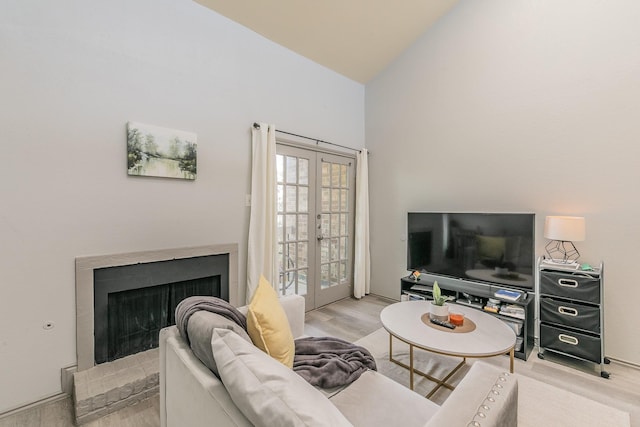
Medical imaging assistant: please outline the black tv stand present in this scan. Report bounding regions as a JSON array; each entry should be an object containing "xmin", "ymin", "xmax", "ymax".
[{"xmin": 400, "ymin": 276, "xmax": 534, "ymax": 361}]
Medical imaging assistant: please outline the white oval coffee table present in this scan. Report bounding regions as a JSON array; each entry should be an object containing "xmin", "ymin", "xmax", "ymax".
[{"xmin": 380, "ymin": 301, "xmax": 516, "ymax": 398}]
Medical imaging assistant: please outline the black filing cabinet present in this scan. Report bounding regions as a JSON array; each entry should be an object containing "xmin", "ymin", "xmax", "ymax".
[{"xmin": 537, "ymin": 259, "xmax": 610, "ymax": 378}]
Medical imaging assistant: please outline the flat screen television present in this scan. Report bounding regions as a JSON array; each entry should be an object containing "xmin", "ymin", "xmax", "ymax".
[{"xmin": 407, "ymin": 212, "xmax": 535, "ymax": 291}]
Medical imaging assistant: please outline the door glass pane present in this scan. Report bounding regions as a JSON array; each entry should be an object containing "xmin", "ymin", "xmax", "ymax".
[
  {"xmin": 287, "ymin": 243, "xmax": 296, "ymax": 270},
  {"xmin": 286, "ymin": 214, "xmax": 297, "ymax": 240},
  {"xmin": 277, "ymin": 215, "xmax": 284, "ymax": 242},
  {"xmin": 321, "ymin": 264, "xmax": 329, "ymax": 290},
  {"xmin": 340, "ymin": 189, "xmax": 348, "ymax": 211},
  {"xmin": 340, "ymin": 164, "xmax": 347, "ymax": 187},
  {"xmin": 321, "ymin": 215, "xmax": 330, "ymax": 238},
  {"xmin": 298, "ymin": 269, "xmax": 308, "ymax": 295},
  {"xmin": 330, "ymin": 262, "xmax": 338, "ymax": 285},
  {"xmin": 286, "ymin": 156, "xmax": 297, "ymax": 183},
  {"xmin": 278, "ymin": 243, "xmax": 286, "ymax": 294},
  {"xmin": 321, "ymin": 189, "xmax": 330, "ymax": 212},
  {"xmin": 298, "ymin": 215, "xmax": 308, "ymax": 240},
  {"xmin": 321, "ymin": 240, "xmax": 329, "ymax": 264},
  {"xmin": 340, "ymin": 213, "xmax": 347, "ymax": 235},
  {"xmin": 276, "ymin": 155, "xmax": 284, "ymax": 182},
  {"xmin": 339, "ymin": 260, "xmax": 347, "ymax": 283},
  {"xmin": 298, "ymin": 242, "xmax": 308, "ymax": 268},
  {"xmin": 331, "ymin": 164, "xmax": 340, "ymax": 187},
  {"xmin": 322, "ymin": 163, "xmax": 330, "ymax": 186},
  {"xmin": 286, "ymin": 186, "xmax": 296, "ymax": 212},
  {"xmin": 277, "ymin": 185, "xmax": 284, "ymax": 212},
  {"xmin": 331, "ymin": 214, "xmax": 340, "ymax": 237},
  {"xmin": 298, "ymin": 186, "xmax": 308, "ymax": 212},
  {"xmin": 330, "ymin": 238, "xmax": 339, "ymax": 261},
  {"xmin": 278, "ymin": 272, "xmax": 284, "ymax": 294},
  {"xmin": 278, "ymin": 243, "xmax": 284, "ymax": 272},
  {"xmin": 283, "ymin": 274, "xmax": 295, "ymax": 295},
  {"xmin": 299, "ymin": 159, "xmax": 308, "ymax": 185},
  {"xmin": 331, "ymin": 189, "xmax": 340, "ymax": 211}
]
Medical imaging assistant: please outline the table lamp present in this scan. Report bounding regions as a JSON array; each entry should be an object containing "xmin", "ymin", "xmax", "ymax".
[{"xmin": 543, "ymin": 216, "xmax": 586, "ymax": 264}]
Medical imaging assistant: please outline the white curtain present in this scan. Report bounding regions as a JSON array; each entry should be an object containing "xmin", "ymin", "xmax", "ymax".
[
  {"xmin": 353, "ymin": 148, "xmax": 370, "ymax": 299},
  {"xmin": 246, "ymin": 123, "xmax": 278, "ymax": 303}
]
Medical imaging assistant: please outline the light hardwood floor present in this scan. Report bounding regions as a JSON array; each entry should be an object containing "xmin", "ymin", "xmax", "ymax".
[{"xmin": 1, "ymin": 294, "xmax": 638, "ymax": 426}]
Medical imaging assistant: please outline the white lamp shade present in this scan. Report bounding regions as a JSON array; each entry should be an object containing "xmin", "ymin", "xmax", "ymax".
[{"xmin": 544, "ymin": 216, "xmax": 586, "ymax": 242}]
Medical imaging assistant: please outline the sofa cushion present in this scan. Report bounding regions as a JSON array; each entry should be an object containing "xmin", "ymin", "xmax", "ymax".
[
  {"xmin": 330, "ymin": 370, "xmax": 439, "ymax": 427},
  {"xmin": 187, "ymin": 310, "xmax": 252, "ymax": 377},
  {"xmin": 247, "ymin": 275, "xmax": 295, "ymax": 368},
  {"xmin": 212, "ymin": 328, "xmax": 353, "ymax": 427}
]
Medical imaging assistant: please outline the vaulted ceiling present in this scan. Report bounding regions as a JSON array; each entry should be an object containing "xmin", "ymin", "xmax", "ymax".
[{"xmin": 194, "ymin": 0, "xmax": 460, "ymax": 83}]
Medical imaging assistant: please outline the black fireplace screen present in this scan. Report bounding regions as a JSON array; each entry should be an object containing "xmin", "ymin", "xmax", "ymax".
[
  {"xmin": 105, "ymin": 276, "xmax": 219, "ymax": 363},
  {"xmin": 94, "ymin": 254, "xmax": 228, "ymax": 364}
]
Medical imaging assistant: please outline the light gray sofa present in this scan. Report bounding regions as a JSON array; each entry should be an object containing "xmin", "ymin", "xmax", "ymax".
[{"xmin": 160, "ymin": 295, "xmax": 517, "ymax": 427}]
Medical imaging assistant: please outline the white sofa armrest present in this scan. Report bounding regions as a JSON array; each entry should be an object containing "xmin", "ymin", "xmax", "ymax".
[
  {"xmin": 160, "ymin": 327, "xmax": 253, "ymax": 427},
  {"xmin": 279, "ymin": 294, "xmax": 306, "ymax": 338},
  {"xmin": 424, "ymin": 361, "xmax": 518, "ymax": 427}
]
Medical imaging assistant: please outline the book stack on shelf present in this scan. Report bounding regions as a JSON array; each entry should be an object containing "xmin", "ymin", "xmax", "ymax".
[
  {"xmin": 494, "ymin": 289, "xmax": 522, "ymax": 302},
  {"xmin": 402, "ymin": 291, "xmax": 425, "ymax": 301},
  {"xmin": 483, "ymin": 298, "xmax": 501, "ymax": 313},
  {"xmin": 499, "ymin": 304, "xmax": 525, "ymax": 319}
]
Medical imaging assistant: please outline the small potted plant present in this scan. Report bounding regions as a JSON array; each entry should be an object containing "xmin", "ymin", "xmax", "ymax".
[{"xmin": 429, "ymin": 281, "xmax": 451, "ymax": 321}]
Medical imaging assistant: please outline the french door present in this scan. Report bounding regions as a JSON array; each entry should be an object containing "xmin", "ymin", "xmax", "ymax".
[{"xmin": 276, "ymin": 144, "xmax": 355, "ymax": 310}]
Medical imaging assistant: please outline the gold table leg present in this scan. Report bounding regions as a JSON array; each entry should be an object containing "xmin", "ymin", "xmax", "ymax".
[
  {"xmin": 509, "ymin": 347, "xmax": 514, "ymax": 373},
  {"xmin": 387, "ymin": 332, "xmax": 464, "ymax": 398},
  {"xmin": 386, "ymin": 333, "xmax": 516, "ymax": 399},
  {"xmin": 409, "ymin": 344, "xmax": 414, "ymax": 390}
]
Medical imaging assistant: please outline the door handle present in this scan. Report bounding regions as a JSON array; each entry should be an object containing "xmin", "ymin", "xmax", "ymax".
[{"xmin": 317, "ymin": 234, "xmax": 324, "ymax": 241}]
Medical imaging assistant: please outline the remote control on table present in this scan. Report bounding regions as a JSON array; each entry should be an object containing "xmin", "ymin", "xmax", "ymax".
[{"xmin": 430, "ymin": 318, "xmax": 456, "ymax": 329}]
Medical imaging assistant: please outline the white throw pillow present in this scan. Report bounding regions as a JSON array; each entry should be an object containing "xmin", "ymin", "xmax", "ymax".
[{"xmin": 212, "ymin": 329, "xmax": 353, "ymax": 427}]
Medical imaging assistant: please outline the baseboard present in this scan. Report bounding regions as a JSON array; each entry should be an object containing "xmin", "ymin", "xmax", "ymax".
[
  {"xmin": 367, "ymin": 293, "xmax": 398, "ymax": 304},
  {"xmin": 0, "ymin": 365, "xmax": 78, "ymax": 418},
  {"xmin": 0, "ymin": 392, "xmax": 68, "ymax": 419},
  {"xmin": 61, "ymin": 364, "xmax": 78, "ymax": 396},
  {"xmin": 607, "ymin": 356, "xmax": 640, "ymax": 370}
]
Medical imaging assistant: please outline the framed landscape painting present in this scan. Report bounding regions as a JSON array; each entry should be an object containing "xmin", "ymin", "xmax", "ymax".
[{"xmin": 127, "ymin": 122, "xmax": 197, "ymax": 180}]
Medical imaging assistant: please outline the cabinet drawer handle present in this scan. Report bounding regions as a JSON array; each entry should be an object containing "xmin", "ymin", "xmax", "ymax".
[
  {"xmin": 558, "ymin": 334, "xmax": 579, "ymax": 345},
  {"xmin": 558, "ymin": 278, "xmax": 578, "ymax": 288},
  {"xmin": 558, "ymin": 306, "xmax": 578, "ymax": 317}
]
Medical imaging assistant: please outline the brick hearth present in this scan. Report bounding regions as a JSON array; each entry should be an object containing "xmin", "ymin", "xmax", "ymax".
[{"xmin": 72, "ymin": 349, "xmax": 158, "ymax": 425}]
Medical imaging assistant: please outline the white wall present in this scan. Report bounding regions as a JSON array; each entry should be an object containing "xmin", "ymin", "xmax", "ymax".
[
  {"xmin": 0, "ymin": 0, "xmax": 364, "ymax": 412},
  {"xmin": 366, "ymin": 0, "xmax": 640, "ymax": 365}
]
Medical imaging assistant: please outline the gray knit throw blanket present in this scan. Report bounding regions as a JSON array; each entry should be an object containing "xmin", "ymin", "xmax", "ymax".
[
  {"xmin": 293, "ymin": 336, "xmax": 377, "ymax": 388},
  {"xmin": 175, "ymin": 296, "xmax": 247, "ymax": 345}
]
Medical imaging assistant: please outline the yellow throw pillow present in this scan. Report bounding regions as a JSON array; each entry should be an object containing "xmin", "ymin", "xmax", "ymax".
[{"xmin": 247, "ymin": 275, "xmax": 295, "ymax": 368}]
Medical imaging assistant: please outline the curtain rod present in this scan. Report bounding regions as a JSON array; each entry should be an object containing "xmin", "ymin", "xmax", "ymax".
[{"xmin": 253, "ymin": 122, "xmax": 364, "ymax": 154}]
